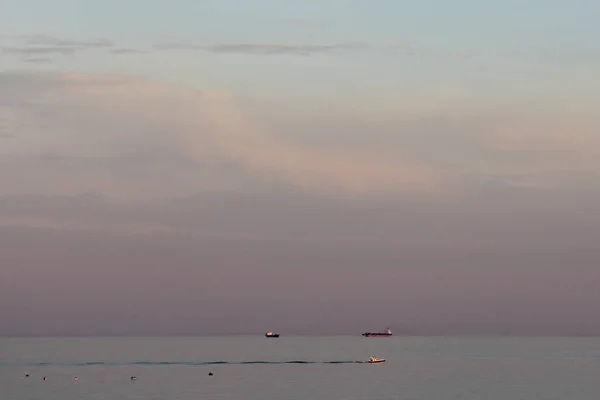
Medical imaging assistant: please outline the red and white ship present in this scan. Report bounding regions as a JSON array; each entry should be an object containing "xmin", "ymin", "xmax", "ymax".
[{"xmin": 362, "ymin": 328, "xmax": 392, "ymax": 337}]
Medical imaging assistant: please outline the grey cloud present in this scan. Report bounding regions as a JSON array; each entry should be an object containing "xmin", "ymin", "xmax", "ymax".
[
  {"xmin": 23, "ymin": 57, "xmax": 53, "ymax": 63},
  {"xmin": 155, "ymin": 42, "xmax": 365, "ymax": 55},
  {"xmin": 1, "ymin": 35, "xmax": 115, "ymax": 57},
  {"xmin": 18, "ymin": 35, "xmax": 114, "ymax": 48},
  {"xmin": 2, "ymin": 46, "xmax": 79, "ymax": 55},
  {"xmin": 109, "ymin": 48, "xmax": 147, "ymax": 55}
]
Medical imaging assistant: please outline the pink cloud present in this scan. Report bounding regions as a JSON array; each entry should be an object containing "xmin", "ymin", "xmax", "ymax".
[{"xmin": 1, "ymin": 71, "xmax": 440, "ymax": 197}]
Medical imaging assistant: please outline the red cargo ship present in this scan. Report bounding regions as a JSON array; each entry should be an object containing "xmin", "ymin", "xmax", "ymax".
[{"xmin": 362, "ymin": 328, "xmax": 392, "ymax": 337}]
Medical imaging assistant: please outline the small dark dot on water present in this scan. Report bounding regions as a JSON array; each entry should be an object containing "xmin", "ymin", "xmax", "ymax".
[
  {"xmin": 208, "ymin": 372, "xmax": 213, "ymax": 376},
  {"xmin": 25, "ymin": 374, "xmax": 29, "ymax": 377}
]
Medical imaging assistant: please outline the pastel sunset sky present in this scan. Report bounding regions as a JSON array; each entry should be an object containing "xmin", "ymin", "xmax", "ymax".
[{"xmin": 1, "ymin": 0, "xmax": 599, "ymax": 336}]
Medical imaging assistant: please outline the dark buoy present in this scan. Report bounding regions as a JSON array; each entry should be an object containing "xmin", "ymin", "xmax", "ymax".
[
  {"xmin": 25, "ymin": 374, "xmax": 29, "ymax": 378},
  {"xmin": 43, "ymin": 376, "xmax": 47, "ymax": 381},
  {"xmin": 130, "ymin": 376, "xmax": 137, "ymax": 381},
  {"xmin": 208, "ymin": 372, "xmax": 213, "ymax": 376}
]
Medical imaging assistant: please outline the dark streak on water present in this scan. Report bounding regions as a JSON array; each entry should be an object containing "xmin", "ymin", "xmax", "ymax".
[
  {"xmin": 1, "ymin": 360, "xmax": 365, "ymax": 367},
  {"xmin": 4, "ymin": 337, "xmax": 600, "ymax": 400}
]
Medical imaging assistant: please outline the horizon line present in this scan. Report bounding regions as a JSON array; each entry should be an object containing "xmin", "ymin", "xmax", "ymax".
[{"xmin": 4, "ymin": 333, "xmax": 600, "ymax": 339}]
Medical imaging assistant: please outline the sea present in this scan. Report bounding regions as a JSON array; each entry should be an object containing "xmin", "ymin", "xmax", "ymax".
[{"xmin": 2, "ymin": 336, "xmax": 600, "ymax": 399}]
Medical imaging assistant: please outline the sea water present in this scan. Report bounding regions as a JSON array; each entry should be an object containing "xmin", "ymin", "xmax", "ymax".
[{"xmin": 2, "ymin": 336, "xmax": 600, "ymax": 399}]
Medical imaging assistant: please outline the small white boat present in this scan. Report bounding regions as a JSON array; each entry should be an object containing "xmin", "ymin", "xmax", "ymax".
[{"xmin": 368, "ymin": 356, "xmax": 386, "ymax": 364}]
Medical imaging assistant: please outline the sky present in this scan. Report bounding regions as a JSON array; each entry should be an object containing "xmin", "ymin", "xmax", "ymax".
[{"xmin": 1, "ymin": 0, "xmax": 600, "ymax": 336}]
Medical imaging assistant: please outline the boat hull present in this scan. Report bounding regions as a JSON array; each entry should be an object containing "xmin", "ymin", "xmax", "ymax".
[
  {"xmin": 265, "ymin": 334, "xmax": 280, "ymax": 338},
  {"xmin": 362, "ymin": 333, "xmax": 392, "ymax": 337}
]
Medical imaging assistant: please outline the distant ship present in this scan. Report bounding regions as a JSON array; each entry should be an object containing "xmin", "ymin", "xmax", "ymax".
[
  {"xmin": 362, "ymin": 328, "xmax": 392, "ymax": 337},
  {"xmin": 265, "ymin": 331, "xmax": 280, "ymax": 338}
]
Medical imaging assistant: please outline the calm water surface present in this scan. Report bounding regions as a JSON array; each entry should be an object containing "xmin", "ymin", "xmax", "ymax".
[{"xmin": 2, "ymin": 336, "xmax": 600, "ymax": 399}]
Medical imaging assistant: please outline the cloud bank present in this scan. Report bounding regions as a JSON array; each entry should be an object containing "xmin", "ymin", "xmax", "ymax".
[
  {"xmin": 0, "ymin": 71, "xmax": 440, "ymax": 199},
  {"xmin": 154, "ymin": 42, "xmax": 365, "ymax": 55}
]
